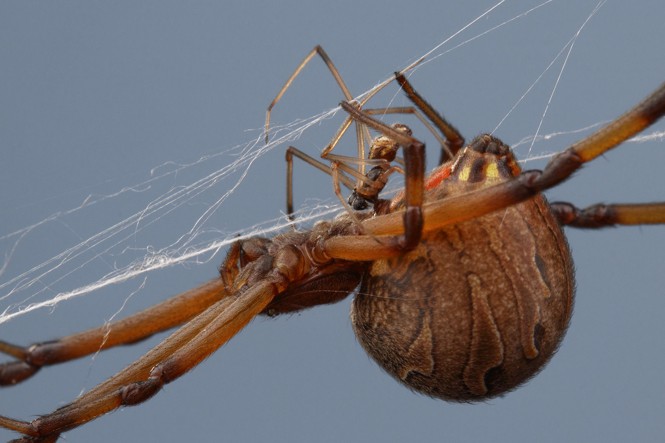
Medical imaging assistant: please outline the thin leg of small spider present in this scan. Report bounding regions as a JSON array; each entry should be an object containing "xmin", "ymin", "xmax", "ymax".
[
  {"xmin": 265, "ymin": 45, "xmax": 372, "ymax": 171},
  {"xmin": 266, "ymin": 45, "xmax": 356, "ymax": 140},
  {"xmin": 394, "ymin": 73, "xmax": 465, "ymax": 164}
]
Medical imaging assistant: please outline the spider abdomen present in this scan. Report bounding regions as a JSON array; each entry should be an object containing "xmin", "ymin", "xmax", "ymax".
[{"xmin": 352, "ymin": 192, "xmax": 574, "ymax": 401}]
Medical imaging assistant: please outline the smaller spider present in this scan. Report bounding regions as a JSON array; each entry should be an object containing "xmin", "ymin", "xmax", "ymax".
[{"xmin": 0, "ymin": 47, "xmax": 664, "ymax": 441}]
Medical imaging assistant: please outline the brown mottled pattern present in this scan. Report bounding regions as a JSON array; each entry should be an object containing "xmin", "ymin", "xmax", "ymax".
[{"xmin": 351, "ymin": 148, "xmax": 574, "ymax": 401}]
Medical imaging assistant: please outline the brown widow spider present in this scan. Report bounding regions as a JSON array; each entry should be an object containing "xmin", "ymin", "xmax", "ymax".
[{"xmin": 1, "ymin": 46, "xmax": 664, "ymax": 441}]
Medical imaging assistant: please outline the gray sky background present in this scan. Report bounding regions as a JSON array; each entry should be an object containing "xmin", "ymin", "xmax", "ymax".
[{"xmin": 1, "ymin": 1, "xmax": 665, "ymax": 442}]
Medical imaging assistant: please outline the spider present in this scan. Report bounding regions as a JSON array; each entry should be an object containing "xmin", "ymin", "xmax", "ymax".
[{"xmin": 1, "ymin": 46, "xmax": 664, "ymax": 442}]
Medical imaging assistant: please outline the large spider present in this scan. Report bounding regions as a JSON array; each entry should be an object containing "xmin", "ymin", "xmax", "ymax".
[{"xmin": 1, "ymin": 47, "xmax": 664, "ymax": 442}]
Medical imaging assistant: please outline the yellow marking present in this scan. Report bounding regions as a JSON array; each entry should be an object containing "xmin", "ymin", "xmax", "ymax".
[
  {"xmin": 459, "ymin": 165, "xmax": 471, "ymax": 182},
  {"xmin": 486, "ymin": 162, "xmax": 500, "ymax": 179}
]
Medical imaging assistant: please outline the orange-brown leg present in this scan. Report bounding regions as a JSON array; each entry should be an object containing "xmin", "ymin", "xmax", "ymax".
[
  {"xmin": 529, "ymin": 81, "xmax": 665, "ymax": 190},
  {"xmin": 551, "ymin": 201, "xmax": 665, "ymax": 228},
  {"xmin": 0, "ymin": 284, "xmax": 273, "ymax": 441},
  {"xmin": 0, "ymin": 279, "xmax": 227, "ymax": 386}
]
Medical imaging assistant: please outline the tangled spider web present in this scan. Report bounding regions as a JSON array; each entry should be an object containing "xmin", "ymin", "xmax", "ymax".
[{"xmin": 1, "ymin": 0, "xmax": 663, "ymax": 327}]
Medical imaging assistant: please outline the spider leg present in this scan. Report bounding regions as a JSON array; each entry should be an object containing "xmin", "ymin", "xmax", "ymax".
[
  {"xmin": 0, "ymin": 284, "xmax": 274, "ymax": 440},
  {"xmin": 0, "ymin": 279, "xmax": 227, "ymax": 386},
  {"xmin": 265, "ymin": 45, "xmax": 373, "ymax": 154},
  {"xmin": 360, "ymin": 105, "xmax": 461, "ymax": 164},
  {"xmin": 324, "ymin": 195, "xmax": 665, "ymax": 262},
  {"xmin": 286, "ymin": 145, "xmax": 398, "ymax": 217},
  {"xmin": 551, "ymin": 202, "xmax": 665, "ymax": 228},
  {"xmin": 285, "ymin": 146, "xmax": 357, "ymax": 218},
  {"xmin": 285, "ymin": 113, "xmax": 366, "ymax": 220},
  {"xmin": 532, "ymin": 82, "xmax": 665, "ymax": 190},
  {"xmin": 394, "ymin": 73, "xmax": 465, "ymax": 164},
  {"xmin": 341, "ymin": 101, "xmax": 425, "ymax": 250},
  {"xmin": 266, "ymin": 45, "xmax": 354, "ymax": 142}
]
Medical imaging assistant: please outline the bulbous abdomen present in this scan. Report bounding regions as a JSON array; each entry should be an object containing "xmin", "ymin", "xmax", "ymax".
[{"xmin": 351, "ymin": 195, "xmax": 574, "ymax": 401}]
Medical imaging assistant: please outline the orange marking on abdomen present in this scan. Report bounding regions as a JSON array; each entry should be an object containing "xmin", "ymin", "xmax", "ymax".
[{"xmin": 425, "ymin": 164, "xmax": 452, "ymax": 190}]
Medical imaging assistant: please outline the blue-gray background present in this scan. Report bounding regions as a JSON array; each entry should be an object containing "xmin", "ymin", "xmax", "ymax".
[{"xmin": 1, "ymin": 1, "xmax": 664, "ymax": 442}]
